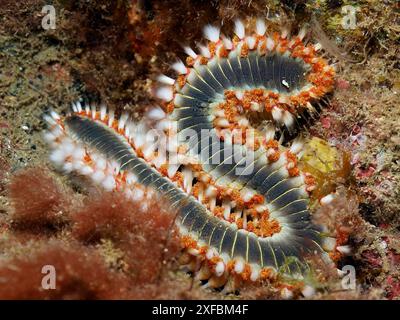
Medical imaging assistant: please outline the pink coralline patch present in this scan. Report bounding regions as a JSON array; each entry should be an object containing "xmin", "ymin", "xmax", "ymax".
[
  {"xmin": 336, "ymin": 78, "xmax": 350, "ymax": 90},
  {"xmin": 321, "ymin": 117, "xmax": 331, "ymax": 129},
  {"xmin": 361, "ymin": 249, "xmax": 382, "ymax": 268},
  {"xmin": 386, "ymin": 276, "xmax": 400, "ymax": 300},
  {"xmin": 356, "ymin": 165, "xmax": 376, "ymax": 179}
]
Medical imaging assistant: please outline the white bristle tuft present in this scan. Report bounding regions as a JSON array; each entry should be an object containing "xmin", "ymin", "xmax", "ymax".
[
  {"xmin": 234, "ymin": 90, "xmax": 243, "ymax": 100},
  {"xmin": 256, "ymin": 19, "xmax": 266, "ymax": 36},
  {"xmin": 167, "ymin": 164, "xmax": 180, "ymax": 178},
  {"xmin": 183, "ymin": 46, "xmax": 198, "ymax": 59},
  {"xmin": 72, "ymin": 103, "xmax": 78, "ymax": 113},
  {"xmin": 172, "ymin": 60, "xmax": 187, "ymax": 75},
  {"xmin": 203, "ymin": 25, "xmax": 220, "ymax": 43},
  {"xmin": 198, "ymin": 45, "xmax": 211, "ymax": 58},
  {"xmin": 322, "ymin": 237, "xmax": 336, "ymax": 252},
  {"xmin": 76, "ymin": 101, "xmax": 82, "ymax": 113},
  {"xmin": 43, "ymin": 131, "xmax": 56, "ymax": 143},
  {"xmin": 62, "ymin": 162, "xmax": 73, "ymax": 173},
  {"xmin": 157, "ymin": 74, "xmax": 175, "ymax": 85},
  {"xmin": 91, "ymin": 103, "xmax": 96, "ymax": 119},
  {"xmin": 147, "ymin": 107, "xmax": 165, "ymax": 121},
  {"xmin": 126, "ymin": 172, "xmax": 137, "ymax": 185},
  {"xmin": 49, "ymin": 149, "xmax": 65, "ymax": 165},
  {"xmin": 118, "ymin": 112, "xmax": 129, "ymax": 131},
  {"xmin": 314, "ymin": 42, "xmax": 322, "ymax": 51},
  {"xmin": 100, "ymin": 103, "xmax": 107, "ymax": 120},
  {"xmin": 234, "ymin": 260, "xmax": 244, "ymax": 273},
  {"xmin": 266, "ymin": 37, "xmax": 275, "ymax": 51},
  {"xmin": 80, "ymin": 166, "xmax": 93, "ymax": 175},
  {"xmin": 281, "ymin": 288, "xmax": 294, "ymax": 299},
  {"xmin": 337, "ymin": 245, "xmax": 352, "ymax": 255},
  {"xmin": 50, "ymin": 111, "xmax": 60, "ymax": 120},
  {"xmin": 298, "ymin": 27, "xmax": 307, "ymax": 40},
  {"xmin": 271, "ymin": 107, "xmax": 283, "ymax": 122},
  {"xmin": 102, "ymin": 175, "xmax": 116, "ymax": 191},
  {"xmin": 221, "ymin": 36, "xmax": 233, "ymax": 50},
  {"xmin": 320, "ymin": 194, "xmax": 335, "ymax": 206},
  {"xmin": 215, "ymin": 261, "xmax": 225, "ymax": 277},
  {"xmin": 156, "ymin": 87, "xmax": 173, "ymax": 102},
  {"xmin": 234, "ymin": 19, "xmax": 245, "ymax": 39},
  {"xmin": 283, "ymin": 111, "xmax": 295, "ymax": 128},
  {"xmin": 85, "ymin": 103, "xmax": 90, "ymax": 115},
  {"xmin": 290, "ymin": 138, "xmax": 304, "ymax": 154},
  {"xmin": 132, "ymin": 188, "xmax": 145, "ymax": 201},
  {"xmin": 246, "ymin": 36, "xmax": 256, "ymax": 50},
  {"xmin": 72, "ymin": 146, "xmax": 85, "ymax": 160},
  {"xmin": 264, "ymin": 123, "xmax": 276, "ymax": 141},
  {"xmin": 182, "ymin": 167, "xmax": 193, "ymax": 193},
  {"xmin": 43, "ymin": 115, "xmax": 57, "ymax": 126},
  {"xmin": 108, "ymin": 109, "xmax": 115, "ymax": 127},
  {"xmin": 96, "ymin": 157, "xmax": 107, "ymax": 171},
  {"xmin": 250, "ymin": 266, "xmax": 260, "ymax": 282},
  {"xmin": 92, "ymin": 170, "xmax": 106, "ymax": 183},
  {"xmin": 301, "ymin": 285, "xmax": 316, "ymax": 298}
]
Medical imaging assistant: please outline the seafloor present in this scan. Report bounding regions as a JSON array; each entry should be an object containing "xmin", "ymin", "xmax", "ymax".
[{"xmin": 0, "ymin": 0, "xmax": 399, "ymax": 299}]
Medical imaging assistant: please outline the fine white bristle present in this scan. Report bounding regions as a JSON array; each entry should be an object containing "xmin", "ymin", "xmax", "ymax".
[
  {"xmin": 108, "ymin": 109, "xmax": 115, "ymax": 127},
  {"xmin": 256, "ymin": 19, "xmax": 266, "ymax": 36},
  {"xmin": 182, "ymin": 167, "xmax": 193, "ymax": 193},
  {"xmin": 91, "ymin": 170, "xmax": 105, "ymax": 183},
  {"xmin": 157, "ymin": 74, "xmax": 175, "ymax": 85},
  {"xmin": 85, "ymin": 103, "xmax": 90, "ymax": 115},
  {"xmin": 322, "ymin": 237, "xmax": 336, "ymax": 252},
  {"xmin": 337, "ymin": 245, "xmax": 352, "ymax": 255},
  {"xmin": 171, "ymin": 60, "xmax": 187, "ymax": 75},
  {"xmin": 50, "ymin": 111, "xmax": 60, "ymax": 120},
  {"xmin": 271, "ymin": 106, "xmax": 283, "ymax": 122},
  {"xmin": 215, "ymin": 261, "xmax": 225, "ymax": 277},
  {"xmin": 266, "ymin": 37, "xmax": 274, "ymax": 51},
  {"xmin": 283, "ymin": 111, "xmax": 295, "ymax": 128},
  {"xmin": 80, "ymin": 166, "xmax": 93, "ymax": 175},
  {"xmin": 91, "ymin": 103, "xmax": 96, "ymax": 119},
  {"xmin": 102, "ymin": 175, "xmax": 116, "ymax": 191},
  {"xmin": 76, "ymin": 101, "xmax": 82, "ymax": 113},
  {"xmin": 147, "ymin": 107, "xmax": 165, "ymax": 121},
  {"xmin": 167, "ymin": 164, "xmax": 180, "ymax": 178},
  {"xmin": 221, "ymin": 36, "xmax": 233, "ymax": 50},
  {"xmin": 96, "ymin": 157, "xmax": 107, "ymax": 171},
  {"xmin": 198, "ymin": 45, "xmax": 211, "ymax": 58},
  {"xmin": 203, "ymin": 25, "xmax": 220, "ymax": 43},
  {"xmin": 156, "ymin": 87, "xmax": 174, "ymax": 102},
  {"xmin": 320, "ymin": 194, "xmax": 335, "ymax": 206},
  {"xmin": 72, "ymin": 103, "xmax": 77, "ymax": 113},
  {"xmin": 234, "ymin": 260, "xmax": 244, "ymax": 273},
  {"xmin": 298, "ymin": 27, "xmax": 307, "ymax": 40},
  {"xmin": 43, "ymin": 115, "xmax": 57, "ymax": 126},
  {"xmin": 281, "ymin": 288, "xmax": 294, "ymax": 299},
  {"xmin": 264, "ymin": 123, "xmax": 276, "ymax": 141},
  {"xmin": 246, "ymin": 36, "xmax": 256, "ymax": 50},
  {"xmin": 250, "ymin": 266, "xmax": 260, "ymax": 282},
  {"xmin": 118, "ymin": 112, "xmax": 129, "ymax": 131},
  {"xmin": 183, "ymin": 46, "xmax": 198, "ymax": 59},
  {"xmin": 100, "ymin": 103, "xmax": 107, "ymax": 120},
  {"xmin": 49, "ymin": 149, "xmax": 65, "ymax": 165},
  {"xmin": 301, "ymin": 285, "xmax": 316, "ymax": 298},
  {"xmin": 234, "ymin": 19, "xmax": 245, "ymax": 39},
  {"xmin": 290, "ymin": 138, "xmax": 304, "ymax": 155}
]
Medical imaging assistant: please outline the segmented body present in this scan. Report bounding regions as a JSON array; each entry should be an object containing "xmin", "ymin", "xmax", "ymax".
[{"xmin": 44, "ymin": 19, "xmax": 337, "ymax": 291}]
